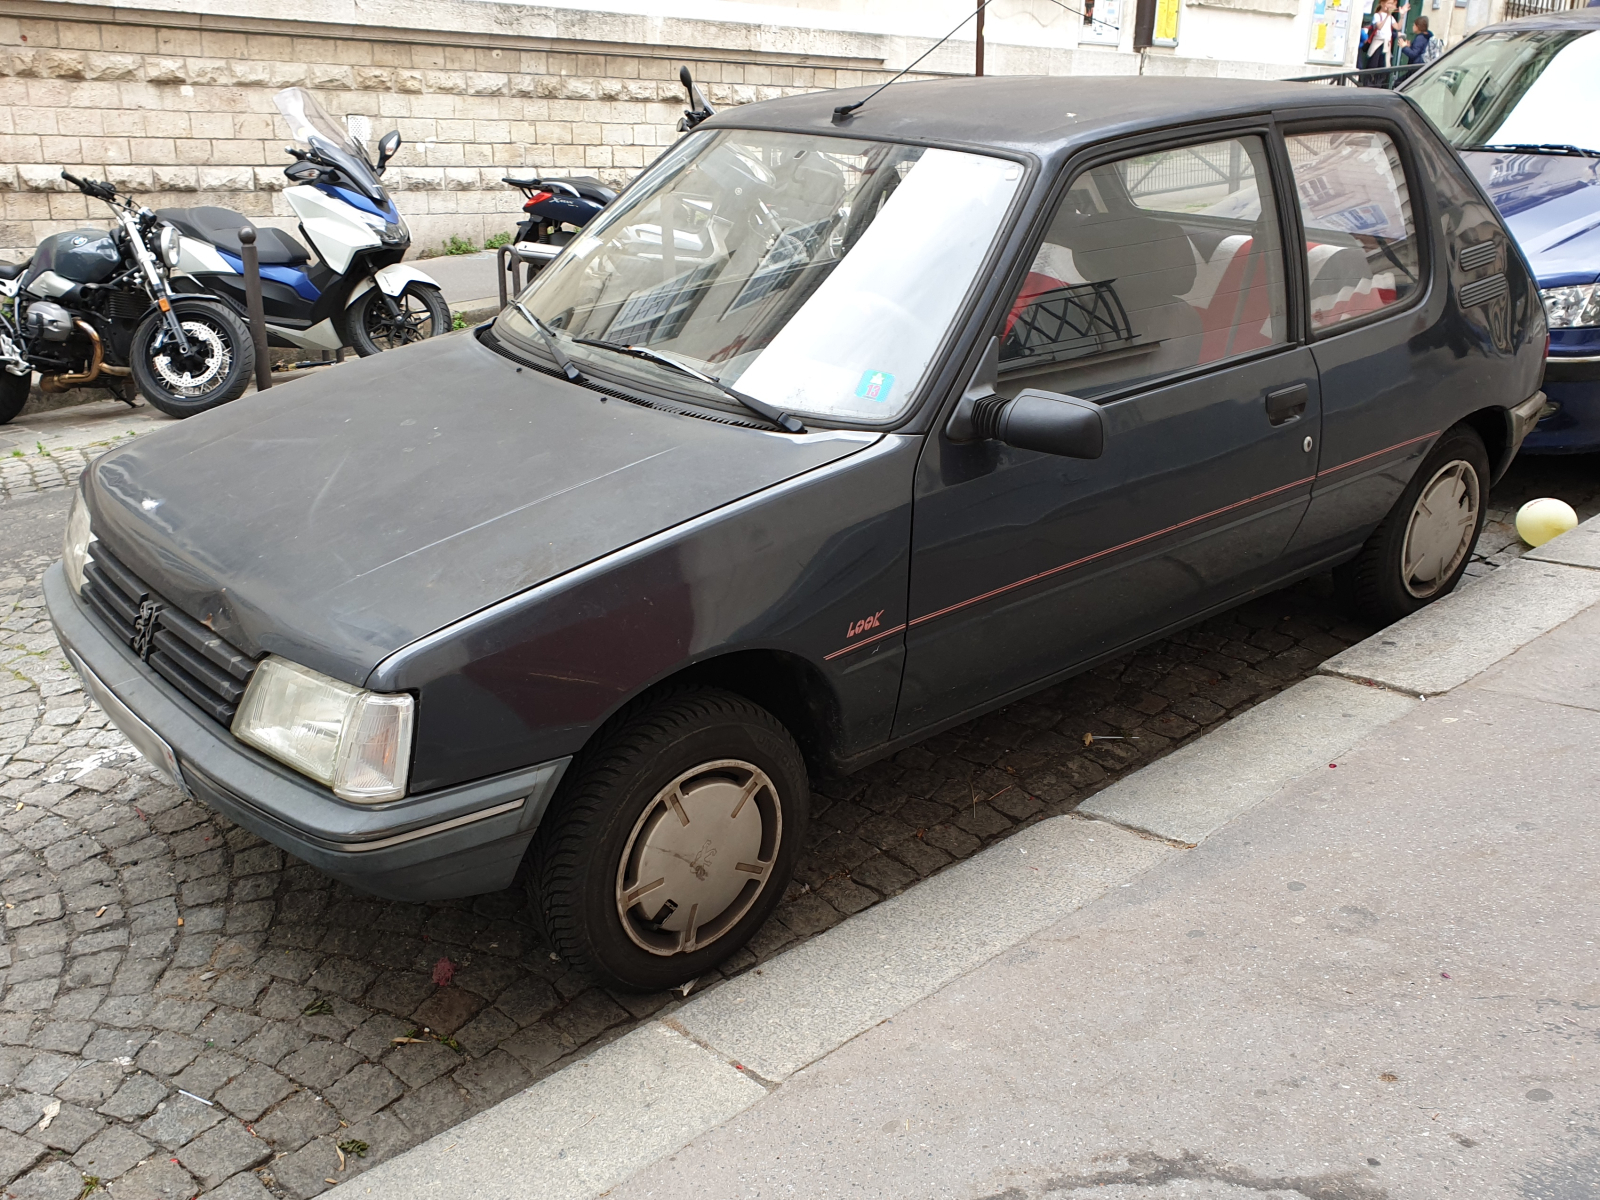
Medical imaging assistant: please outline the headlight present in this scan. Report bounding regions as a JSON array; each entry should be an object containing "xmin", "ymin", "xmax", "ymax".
[
  {"xmin": 157, "ymin": 224, "xmax": 181, "ymax": 269},
  {"xmin": 1541, "ymin": 283, "xmax": 1600, "ymax": 330},
  {"xmin": 62, "ymin": 487, "xmax": 96, "ymax": 595},
  {"xmin": 231, "ymin": 656, "xmax": 414, "ymax": 801}
]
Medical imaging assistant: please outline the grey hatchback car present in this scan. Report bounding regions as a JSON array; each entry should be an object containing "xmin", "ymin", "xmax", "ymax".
[{"xmin": 48, "ymin": 76, "xmax": 1546, "ymax": 990}]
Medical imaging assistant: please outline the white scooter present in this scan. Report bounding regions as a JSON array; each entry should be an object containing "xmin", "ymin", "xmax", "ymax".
[{"xmin": 161, "ymin": 88, "xmax": 446, "ymax": 357}]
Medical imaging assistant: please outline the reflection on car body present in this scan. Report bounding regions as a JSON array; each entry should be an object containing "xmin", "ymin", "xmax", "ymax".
[{"xmin": 47, "ymin": 76, "xmax": 1546, "ymax": 993}]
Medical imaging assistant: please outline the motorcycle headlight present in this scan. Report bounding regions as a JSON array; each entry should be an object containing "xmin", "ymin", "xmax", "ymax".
[
  {"xmin": 62, "ymin": 487, "xmax": 96, "ymax": 596},
  {"xmin": 156, "ymin": 224, "xmax": 181, "ymax": 269},
  {"xmin": 232, "ymin": 656, "xmax": 414, "ymax": 802},
  {"xmin": 1541, "ymin": 283, "xmax": 1600, "ymax": 330}
]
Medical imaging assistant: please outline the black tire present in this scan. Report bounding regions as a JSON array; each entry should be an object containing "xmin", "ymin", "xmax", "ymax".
[
  {"xmin": 344, "ymin": 282, "xmax": 449, "ymax": 357},
  {"xmin": 1335, "ymin": 423, "xmax": 1490, "ymax": 625},
  {"xmin": 0, "ymin": 370, "xmax": 29, "ymax": 425},
  {"xmin": 528, "ymin": 687, "xmax": 810, "ymax": 992},
  {"xmin": 130, "ymin": 300, "xmax": 254, "ymax": 419}
]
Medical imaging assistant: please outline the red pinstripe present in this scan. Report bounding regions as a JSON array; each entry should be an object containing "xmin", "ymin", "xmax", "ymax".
[{"xmin": 822, "ymin": 430, "xmax": 1439, "ymax": 662}]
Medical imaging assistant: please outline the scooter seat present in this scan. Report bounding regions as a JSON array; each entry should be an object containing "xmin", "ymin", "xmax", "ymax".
[
  {"xmin": 0, "ymin": 259, "xmax": 28, "ymax": 281},
  {"xmin": 157, "ymin": 207, "xmax": 312, "ymax": 266},
  {"xmin": 544, "ymin": 177, "xmax": 618, "ymax": 205}
]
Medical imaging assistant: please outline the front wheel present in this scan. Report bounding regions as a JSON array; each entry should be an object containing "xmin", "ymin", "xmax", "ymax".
[
  {"xmin": 528, "ymin": 688, "xmax": 810, "ymax": 992},
  {"xmin": 130, "ymin": 300, "xmax": 254, "ymax": 419},
  {"xmin": 1335, "ymin": 424, "xmax": 1489, "ymax": 624},
  {"xmin": 345, "ymin": 282, "xmax": 449, "ymax": 357},
  {"xmin": 0, "ymin": 370, "xmax": 29, "ymax": 425}
]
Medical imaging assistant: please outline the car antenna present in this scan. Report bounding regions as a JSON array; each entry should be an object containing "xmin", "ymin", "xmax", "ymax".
[
  {"xmin": 831, "ymin": 0, "xmax": 1119, "ymax": 122},
  {"xmin": 833, "ymin": 0, "xmax": 998, "ymax": 122}
]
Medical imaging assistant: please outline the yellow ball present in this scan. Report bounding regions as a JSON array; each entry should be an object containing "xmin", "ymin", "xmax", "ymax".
[{"xmin": 1515, "ymin": 498, "xmax": 1579, "ymax": 548}]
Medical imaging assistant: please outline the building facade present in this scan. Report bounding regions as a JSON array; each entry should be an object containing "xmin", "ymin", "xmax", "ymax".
[{"xmin": 1, "ymin": 0, "xmax": 1507, "ymax": 263}]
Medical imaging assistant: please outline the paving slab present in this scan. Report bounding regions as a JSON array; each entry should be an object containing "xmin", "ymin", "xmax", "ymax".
[
  {"xmin": 1319, "ymin": 553, "xmax": 1600, "ymax": 695},
  {"xmin": 609, "ymin": 677, "xmax": 1600, "ymax": 1200},
  {"xmin": 1076, "ymin": 674, "xmax": 1416, "ymax": 845},
  {"xmin": 674, "ymin": 815, "xmax": 1174, "ymax": 1084}
]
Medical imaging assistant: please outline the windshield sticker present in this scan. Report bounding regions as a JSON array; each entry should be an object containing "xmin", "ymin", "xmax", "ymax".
[{"xmin": 855, "ymin": 370, "xmax": 895, "ymax": 403}]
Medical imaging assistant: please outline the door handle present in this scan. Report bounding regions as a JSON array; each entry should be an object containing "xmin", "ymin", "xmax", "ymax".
[{"xmin": 1265, "ymin": 384, "xmax": 1308, "ymax": 426}]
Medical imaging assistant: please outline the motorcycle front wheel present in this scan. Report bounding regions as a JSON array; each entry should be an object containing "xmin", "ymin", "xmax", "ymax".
[
  {"xmin": 0, "ymin": 370, "xmax": 29, "ymax": 425},
  {"xmin": 131, "ymin": 300, "xmax": 255, "ymax": 419},
  {"xmin": 345, "ymin": 283, "xmax": 449, "ymax": 357}
]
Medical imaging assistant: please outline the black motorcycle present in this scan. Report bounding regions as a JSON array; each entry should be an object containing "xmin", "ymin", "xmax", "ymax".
[{"xmin": 0, "ymin": 171, "xmax": 255, "ymax": 423}]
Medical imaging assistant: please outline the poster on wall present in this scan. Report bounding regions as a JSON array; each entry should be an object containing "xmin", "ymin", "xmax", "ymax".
[
  {"xmin": 1153, "ymin": 0, "xmax": 1180, "ymax": 46},
  {"xmin": 1080, "ymin": 0, "xmax": 1124, "ymax": 46},
  {"xmin": 1306, "ymin": 0, "xmax": 1352, "ymax": 63}
]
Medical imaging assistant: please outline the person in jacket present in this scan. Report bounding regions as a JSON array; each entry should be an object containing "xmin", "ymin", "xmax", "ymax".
[{"xmin": 1402, "ymin": 16, "xmax": 1441, "ymax": 64}]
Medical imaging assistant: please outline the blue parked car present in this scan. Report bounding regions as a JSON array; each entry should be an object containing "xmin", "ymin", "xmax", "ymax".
[{"xmin": 1404, "ymin": 7, "xmax": 1600, "ymax": 451}]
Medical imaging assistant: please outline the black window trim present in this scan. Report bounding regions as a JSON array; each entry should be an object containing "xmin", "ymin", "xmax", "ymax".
[{"xmin": 1271, "ymin": 112, "xmax": 1436, "ymax": 344}]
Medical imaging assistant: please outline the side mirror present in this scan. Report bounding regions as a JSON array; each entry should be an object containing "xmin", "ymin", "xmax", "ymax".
[
  {"xmin": 989, "ymin": 390, "xmax": 1106, "ymax": 459},
  {"xmin": 677, "ymin": 66, "xmax": 715, "ymax": 132},
  {"xmin": 376, "ymin": 130, "xmax": 402, "ymax": 175},
  {"xmin": 945, "ymin": 337, "xmax": 1106, "ymax": 459}
]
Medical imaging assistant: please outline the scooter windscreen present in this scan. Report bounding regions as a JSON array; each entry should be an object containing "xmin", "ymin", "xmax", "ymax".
[{"xmin": 274, "ymin": 87, "xmax": 389, "ymax": 206}]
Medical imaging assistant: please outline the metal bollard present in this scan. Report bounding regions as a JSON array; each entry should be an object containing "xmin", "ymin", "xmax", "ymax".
[{"xmin": 237, "ymin": 226, "xmax": 273, "ymax": 393}]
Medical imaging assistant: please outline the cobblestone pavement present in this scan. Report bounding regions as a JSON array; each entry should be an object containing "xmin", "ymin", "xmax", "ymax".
[{"xmin": 0, "ymin": 450, "xmax": 1593, "ymax": 1200}]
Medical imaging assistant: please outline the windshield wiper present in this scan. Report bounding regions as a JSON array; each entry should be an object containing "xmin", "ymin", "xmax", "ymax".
[
  {"xmin": 1475, "ymin": 143, "xmax": 1600, "ymax": 159},
  {"xmin": 512, "ymin": 300, "xmax": 586, "ymax": 383},
  {"xmin": 572, "ymin": 337, "xmax": 806, "ymax": 433}
]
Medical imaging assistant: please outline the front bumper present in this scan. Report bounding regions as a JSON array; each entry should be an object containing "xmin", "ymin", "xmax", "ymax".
[{"xmin": 45, "ymin": 563, "xmax": 569, "ymax": 901}]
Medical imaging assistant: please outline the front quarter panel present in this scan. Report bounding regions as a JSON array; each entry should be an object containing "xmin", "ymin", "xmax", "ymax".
[{"xmin": 374, "ymin": 434, "xmax": 920, "ymax": 793}]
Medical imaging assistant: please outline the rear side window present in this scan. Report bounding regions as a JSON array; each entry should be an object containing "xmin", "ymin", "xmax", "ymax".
[
  {"xmin": 1285, "ymin": 131, "xmax": 1421, "ymax": 332},
  {"xmin": 997, "ymin": 134, "xmax": 1288, "ymax": 401}
]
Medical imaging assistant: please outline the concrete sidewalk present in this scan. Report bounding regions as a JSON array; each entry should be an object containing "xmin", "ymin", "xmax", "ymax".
[{"xmin": 338, "ymin": 516, "xmax": 1600, "ymax": 1200}]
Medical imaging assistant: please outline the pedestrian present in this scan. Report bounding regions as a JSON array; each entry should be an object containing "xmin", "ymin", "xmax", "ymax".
[{"xmin": 1402, "ymin": 15, "xmax": 1442, "ymax": 64}]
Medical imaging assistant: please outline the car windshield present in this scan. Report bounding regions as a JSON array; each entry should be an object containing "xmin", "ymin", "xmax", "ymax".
[
  {"xmin": 493, "ymin": 128, "xmax": 1023, "ymax": 425},
  {"xmin": 273, "ymin": 87, "xmax": 384, "ymax": 197},
  {"xmin": 1403, "ymin": 28, "xmax": 1600, "ymax": 154}
]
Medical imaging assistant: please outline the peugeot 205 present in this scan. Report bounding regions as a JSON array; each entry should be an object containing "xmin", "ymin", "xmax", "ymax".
[{"xmin": 48, "ymin": 77, "xmax": 1546, "ymax": 991}]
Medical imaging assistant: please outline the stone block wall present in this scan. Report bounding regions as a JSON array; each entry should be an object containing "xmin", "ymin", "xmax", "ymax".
[{"xmin": 0, "ymin": 2, "xmax": 904, "ymax": 263}]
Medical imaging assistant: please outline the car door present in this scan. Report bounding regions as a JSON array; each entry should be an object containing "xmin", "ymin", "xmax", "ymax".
[
  {"xmin": 1273, "ymin": 117, "xmax": 1447, "ymax": 566},
  {"xmin": 896, "ymin": 127, "xmax": 1321, "ymax": 738}
]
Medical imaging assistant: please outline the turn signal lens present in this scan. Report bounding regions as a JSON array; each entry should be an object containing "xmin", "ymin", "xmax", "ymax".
[{"xmin": 62, "ymin": 487, "xmax": 96, "ymax": 596}]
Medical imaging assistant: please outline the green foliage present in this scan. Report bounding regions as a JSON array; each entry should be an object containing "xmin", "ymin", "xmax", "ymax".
[
  {"xmin": 484, "ymin": 231, "xmax": 513, "ymax": 249},
  {"xmin": 441, "ymin": 234, "xmax": 478, "ymax": 256},
  {"xmin": 301, "ymin": 997, "xmax": 334, "ymax": 1017},
  {"xmin": 337, "ymin": 1140, "xmax": 370, "ymax": 1158}
]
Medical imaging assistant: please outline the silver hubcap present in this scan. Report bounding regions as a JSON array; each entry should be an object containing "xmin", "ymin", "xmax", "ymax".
[
  {"xmin": 615, "ymin": 759, "xmax": 781, "ymax": 957},
  {"xmin": 1401, "ymin": 459, "xmax": 1479, "ymax": 599},
  {"xmin": 151, "ymin": 319, "xmax": 230, "ymax": 396}
]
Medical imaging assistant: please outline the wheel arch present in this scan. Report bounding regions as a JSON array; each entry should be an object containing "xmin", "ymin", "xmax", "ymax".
[
  {"xmin": 583, "ymin": 648, "xmax": 846, "ymax": 776},
  {"xmin": 1460, "ymin": 405, "xmax": 1514, "ymax": 484}
]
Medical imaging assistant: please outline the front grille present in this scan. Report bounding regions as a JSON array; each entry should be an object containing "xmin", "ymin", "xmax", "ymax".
[{"xmin": 81, "ymin": 542, "xmax": 257, "ymax": 725}]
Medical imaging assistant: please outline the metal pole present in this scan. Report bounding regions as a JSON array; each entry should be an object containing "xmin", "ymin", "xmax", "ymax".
[
  {"xmin": 975, "ymin": 0, "xmax": 986, "ymax": 74},
  {"xmin": 237, "ymin": 226, "xmax": 272, "ymax": 392}
]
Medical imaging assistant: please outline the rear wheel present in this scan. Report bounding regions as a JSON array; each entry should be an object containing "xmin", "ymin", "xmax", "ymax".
[
  {"xmin": 0, "ymin": 370, "xmax": 29, "ymax": 425},
  {"xmin": 130, "ymin": 300, "xmax": 254, "ymax": 418},
  {"xmin": 345, "ymin": 283, "xmax": 449, "ymax": 356},
  {"xmin": 1335, "ymin": 424, "xmax": 1489, "ymax": 624},
  {"xmin": 528, "ymin": 688, "xmax": 809, "ymax": 992}
]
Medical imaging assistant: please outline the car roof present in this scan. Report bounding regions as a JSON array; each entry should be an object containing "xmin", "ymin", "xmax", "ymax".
[
  {"xmin": 698, "ymin": 75, "xmax": 1408, "ymax": 161},
  {"xmin": 1481, "ymin": 5, "xmax": 1600, "ymax": 30}
]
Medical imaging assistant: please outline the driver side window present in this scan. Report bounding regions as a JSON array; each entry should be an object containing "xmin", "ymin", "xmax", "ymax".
[{"xmin": 998, "ymin": 135, "xmax": 1288, "ymax": 401}]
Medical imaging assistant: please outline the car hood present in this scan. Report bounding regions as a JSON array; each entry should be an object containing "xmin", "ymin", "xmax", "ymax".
[
  {"xmin": 1462, "ymin": 149, "xmax": 1600, "ymax": 287},
  {"xmin": 86, "ymin": 332, "xmax": 878, "ymax": 684}
]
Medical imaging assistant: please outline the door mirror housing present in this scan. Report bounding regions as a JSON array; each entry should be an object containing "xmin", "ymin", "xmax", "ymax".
[
  {"xmin": 945, "ymin": 337, "xmax": 1106, "ymax": 459},
  {"xmin": 989, "ymin": 389, "xmax": 1107, "ymax": 459},
  {"xmin": 376, "ymin": 130, "xmax": 402, "ymax": 175}
]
